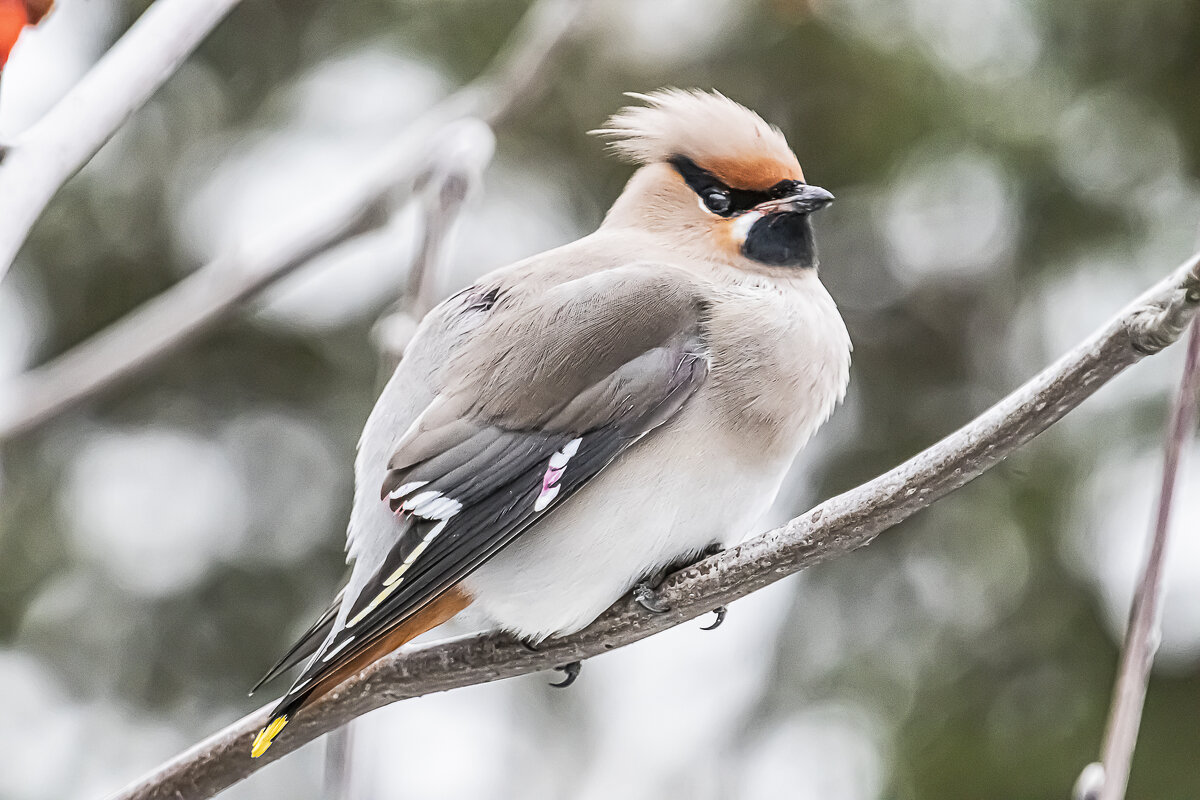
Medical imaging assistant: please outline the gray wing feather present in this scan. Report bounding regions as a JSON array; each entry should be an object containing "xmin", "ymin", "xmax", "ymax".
[{"xmin": 271, "ymin": 264, "xmax": 710, "ymax": 700}]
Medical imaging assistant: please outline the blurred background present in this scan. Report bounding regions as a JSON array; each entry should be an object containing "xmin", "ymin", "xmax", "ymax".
[{"xmin": 1, "ymin": 0, "xmax": 1199, "ymax": 797}]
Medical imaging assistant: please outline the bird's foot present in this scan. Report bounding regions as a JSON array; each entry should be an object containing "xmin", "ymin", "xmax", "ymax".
[
  {"xmin": 633, "ymin": 581, "xmax": 670, "ymax": 613},
  {"xmin": 700, "ymin": 606, "xmax": 727, "ymax": 631},
  {"xmin": 632, "ymin": 543, "xmax": 725, "ymax": 615},
  {"xmin": 550, "ymin": 661, "xmax": 581, "ymax": 688},
  {"xmin": 513, "ymin": 635, "xmax": 581, "ymax": 688}
]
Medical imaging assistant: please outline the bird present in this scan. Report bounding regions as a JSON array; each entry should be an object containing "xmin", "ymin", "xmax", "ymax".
[{"xmin": 249, "ymin": 88, "xmax": 852, "ymax": 757}]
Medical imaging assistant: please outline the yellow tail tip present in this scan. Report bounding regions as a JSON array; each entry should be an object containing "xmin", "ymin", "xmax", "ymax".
[{"xmin": 250, "ymin": 715, "xmax": 288, "ymax": 758}]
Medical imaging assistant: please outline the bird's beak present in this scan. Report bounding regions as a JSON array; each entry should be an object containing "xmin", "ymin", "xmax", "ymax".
[{"xmin": 757, "ymin": 184, "xmax": 835, "ymax": 215}]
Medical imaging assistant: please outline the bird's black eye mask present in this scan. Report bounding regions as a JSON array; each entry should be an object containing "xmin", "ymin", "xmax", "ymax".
[{"xmin": 668, "ymin": 154, "xmax": 802, "ymax": 218}]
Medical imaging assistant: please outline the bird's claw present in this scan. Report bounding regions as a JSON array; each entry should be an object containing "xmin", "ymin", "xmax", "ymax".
[
  {"xmin": 633, "ymin": 582, "xmax": 670, "ymax": 613},
  {"xmin": 550, "ymin": 661, "xmax": 581, "ymax": 688},
  {"xmin": 700, "ymin": 606, "xmax": 727, "ymax": 630},
  {"xmin": 631, "ymin": 544, "xmax": 723, "ymax": 616}
]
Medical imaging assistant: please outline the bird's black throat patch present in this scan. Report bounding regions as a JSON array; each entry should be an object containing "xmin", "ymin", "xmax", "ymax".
[
  {"xmin": 669, "ymin": 154, "xmax": 819, "ymax": 268},
  {"xmin": 741, "ymin": 211, "xmax": 817, "ymax": 268}
]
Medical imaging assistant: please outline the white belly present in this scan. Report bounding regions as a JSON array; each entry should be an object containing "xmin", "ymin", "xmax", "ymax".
[
  {"xmin": 461, "ymin": 278, "xmax": 850, "ymax": 641},
  {"xmin": 460, "ymin": 409, "xmax": 794, "ymax": 641}
]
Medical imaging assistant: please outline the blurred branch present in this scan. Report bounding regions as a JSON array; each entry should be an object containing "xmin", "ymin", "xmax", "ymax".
[
  {"xmin": 322, "ymin": 720, "xmax": 354, "ymax": 800},
  {"xmin": 0, "ymin": 0, "xmax": 243, "ymax": 282},
  {"xmin": 322, "ymin": 107, "xmax": 493, "ymax": 800},
  {"xmin": 372, "ymin": 124, "xmax": 493, "ymax": 369},
  {"xmin": 112, "ymin": 254, "xmax": 1200, "ymax": 800},
  {"xmin": 407, "ymin": 156, "xmax": 485, "ymax": 319},
  {"xmin": 1073, "ymin": 318, "xmax": 1200, "ymax": 800},
  {"xmin": 0, "ymin": 0, "xmax": 592, "ymax": 442}
]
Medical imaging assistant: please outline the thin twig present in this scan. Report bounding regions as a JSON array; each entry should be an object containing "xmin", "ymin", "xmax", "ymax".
[
  {"xmin": 406, "ymin": 161, "xmax": 480, "ymax": 316},
  {"xmin": 109, "ymin": 253, "xmax": 1200, "ymax": 800},
  {"xmin": 0, "ymin": 0, "xmax": 243, "ymax": 282},
  {"xmin": 325, "ymin": 117, "xmax": 493, "ymax": 800},
  {"xmin": 1085, "ymin": 319, "xmax": 1200, "ymax": 800},
  {"xmin": 0, "ymin": 0, "xmax": 592, "ymax": 442},
  {"xmin": 372, "ymin": 119, "xmax": 492, "ymax": 369},
  {"xmin": 322, "ymin": 721, "xmax": 353, "ymax": 800}
]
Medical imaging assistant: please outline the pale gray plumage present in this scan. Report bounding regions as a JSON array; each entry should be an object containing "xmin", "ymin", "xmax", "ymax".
[{"xmin": 251, "ymin": 89, "xmax": 852, "ymax": 755}]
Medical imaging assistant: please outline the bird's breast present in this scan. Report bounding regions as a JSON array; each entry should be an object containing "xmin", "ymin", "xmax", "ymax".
[{"xmin": 703, "ymin": 274, "xmax": 851, "ymax": 458}]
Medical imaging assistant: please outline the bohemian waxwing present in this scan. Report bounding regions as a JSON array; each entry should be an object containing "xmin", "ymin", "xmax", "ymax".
[{"xmin": 250, "ymin": 88, "xmax": 852, "ymax": 756}]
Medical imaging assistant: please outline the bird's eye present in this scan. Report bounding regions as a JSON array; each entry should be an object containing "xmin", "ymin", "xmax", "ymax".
[
  {"xmin": 703, "ymin": 190, "xmax": 731, "ymax": 215},
  {"xmin": 769, "ymin": 181, "xmax": 798, "ymax": 200}
]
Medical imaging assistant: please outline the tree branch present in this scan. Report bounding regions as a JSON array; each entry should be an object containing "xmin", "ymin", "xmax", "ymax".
[
  {"xmin": 110, "ymin": 253, "xmax": 1200, "ymax": 800},
  {"xmin": 328, "ymin": 117, "xmax": 493, "ymax": 799},
  {"xmin": 0, "ymin": 0, "xmax": 592, "ymax": 442},
  {"xmin": 0, "ymin": 0, "xmax": 243, "ymax": 282},
  {"xmin": 1084, "ymin": 311, "xmax": 1200, "ymax": 800},
  {"xmin": 372, "ymin": 120, "xmax": 493, "ymax": 368}
]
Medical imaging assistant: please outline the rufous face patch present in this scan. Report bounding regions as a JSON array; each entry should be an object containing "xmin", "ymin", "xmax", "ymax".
[{"xmin": 703, "ymin": 153, "xmax": 803, "ymax": 192}]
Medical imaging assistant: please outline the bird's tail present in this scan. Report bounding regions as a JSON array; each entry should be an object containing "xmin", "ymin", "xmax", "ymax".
[
  {"xmin": 251, "ymin": 699, "xmax": 301, "ymax": 758},
  {"xmin": 250, "ymin": 586, "xmax": 473, "ymax": 758}
]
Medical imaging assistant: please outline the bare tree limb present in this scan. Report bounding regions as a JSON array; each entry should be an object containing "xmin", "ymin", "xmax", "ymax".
[
  {"xmin": 372, "ymin": 120, "xmax": 493, "ymax": 368},
  {"xmin": 406, "ymin": 148, "xmax": 487, "ymax": 317},
  {"xmin": 327, "ymin": 116, "xmax": 493, "ymax": 799},
  {"xmin": 321, "ymin": 720, "xmax": 353, "ymax": 800},
  {"xmin": 0, "ymin": 0, "xmax": 591, "ymax": 442},
  {"xmin": 1077, "ymin": 315, "xmax": 1200, "ymax": 800},
  {"xmin": 0, "ymin": 0, "xmax": 243, "ymax": 282},
  {"xmin": 109, "ymin": 254, "xmax": 1200, "ymax": 800}
]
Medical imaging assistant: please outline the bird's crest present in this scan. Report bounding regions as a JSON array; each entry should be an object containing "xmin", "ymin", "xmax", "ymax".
[{"xmin": 590, "ymin": 88, "xmax": 803, "ymax": 190}]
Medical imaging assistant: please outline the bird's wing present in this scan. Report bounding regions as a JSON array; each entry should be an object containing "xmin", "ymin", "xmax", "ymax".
[{"xmin": 285, "ymin": 263, "xmax": 710, "ymax": 697}]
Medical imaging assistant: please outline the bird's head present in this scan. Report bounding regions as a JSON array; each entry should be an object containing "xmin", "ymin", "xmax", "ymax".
[{"xmin": 593, "ymin": 89, "xmax": 833, "ymax": 271}]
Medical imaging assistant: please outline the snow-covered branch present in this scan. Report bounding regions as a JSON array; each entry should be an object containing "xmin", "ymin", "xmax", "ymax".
[
  {"xmin": 0, "ymin": 0, "xmax": 243, "ymax": 281},
  {"xmin": 0, "ymin": 0, "xmax": 591, "ymax": 442}
]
